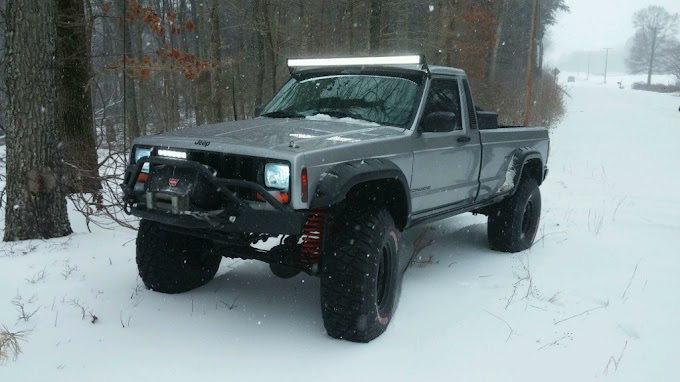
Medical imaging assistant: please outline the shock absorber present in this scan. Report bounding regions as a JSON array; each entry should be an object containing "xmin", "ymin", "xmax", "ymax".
[{"xmin": 300, "ymin": 209, "xmax": 325, "ymax": 264}]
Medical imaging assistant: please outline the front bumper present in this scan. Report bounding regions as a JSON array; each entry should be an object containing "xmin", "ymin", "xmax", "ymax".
[{"xmin": 121, "ymin": 156, "xmax": 307, "ymax": 236}]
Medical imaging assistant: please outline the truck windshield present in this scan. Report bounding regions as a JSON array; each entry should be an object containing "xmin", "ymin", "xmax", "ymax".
[{"xmin": 261, "ymin": 75, "xmax": 421, "ymax": 127}]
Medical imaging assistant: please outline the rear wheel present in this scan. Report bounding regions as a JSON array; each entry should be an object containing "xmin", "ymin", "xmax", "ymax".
[
  {"xmin": 321, "ymin": 208, "xmax": 400, "ymax": 343},
  {"xmin": 136, "ymin": 220, "xmax": 222, "ymax": 294},
  {"xmin": 488, "ymin": 177, "xmax": 541, "ymax": 253}
]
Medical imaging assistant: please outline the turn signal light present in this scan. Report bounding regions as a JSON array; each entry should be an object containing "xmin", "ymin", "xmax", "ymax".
[{"xmin": 256, "ymin": 192, "xmax": 290, "ymax": 204}]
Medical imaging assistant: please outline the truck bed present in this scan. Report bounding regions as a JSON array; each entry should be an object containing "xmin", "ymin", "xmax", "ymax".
[{"xmin": 476, "ymin": 126, "xmax": 549, "ymax": 202}]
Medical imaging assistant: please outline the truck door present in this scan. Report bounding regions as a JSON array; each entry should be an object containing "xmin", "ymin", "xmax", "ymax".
[{"xmin": 410, "ymin": 77, "xmax": 482, "ymax": 215}]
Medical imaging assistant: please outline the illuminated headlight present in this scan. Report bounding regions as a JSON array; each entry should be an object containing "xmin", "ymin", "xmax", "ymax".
[
  {"xmin": 134, "ymin": 147, "xmax": 152, "ymax": 173},
  {"xmin": 265, "ymin": 163, "xmax": 290, "ymax": 190},
  {"xmin": 158, "ymin": 149, "xmax": 187, "ymax": 160}
]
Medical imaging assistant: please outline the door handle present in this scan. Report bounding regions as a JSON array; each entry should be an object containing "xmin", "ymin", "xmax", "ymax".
[{"xmin": 457, "ymin": 136, "xmax": 471, "ymax": 143}]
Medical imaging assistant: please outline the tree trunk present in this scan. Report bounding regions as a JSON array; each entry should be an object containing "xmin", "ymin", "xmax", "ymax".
[
  {"xmin": 134, "ymin": 20, "xmax": 147, "ymax": 135},
  {"xmin": 188, "ymin": 0, "xmax": 205, "ymax": 125},
  {"xmin": 369, "ymin": 0, "xmax": 382, "ymax": 53},
  {"xmin": 179, "ymin": 0, "xmax": 194, "ymax": 124},
  {"xmin": 117, "ymin": 0, "xmax": 140, "ymax": 143},
  {"xmin": 208, "ymin": 0, "xmax": 223, "ymax": 123},
  {"xmin": 647, "ymin": 30, "xmax": 658, "ymax": 86},
  {"xmin": 164, "ymin": 0, "xmax": 181, "ymax": 130},
  {"xmin": 253, "ymin": 0, "xmax": 265, "ymax": 107},
  {"xmin": 4, "ymin": 0, "xmax": 73, "ymax": 241},
  {"xmin": 489, "ymin": 0, "xmax": 508, "ymax": 82},
  {"xmin": 56, "ymin": 0, "xmax": 101, "ymax": 193},
  {"xmin": 262, "ymin": 1, "xmax": 278, "ymax": 96}
]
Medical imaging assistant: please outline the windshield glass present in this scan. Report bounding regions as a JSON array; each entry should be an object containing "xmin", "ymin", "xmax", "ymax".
[{"xmin": 261, "ymin": 75, "xmax": 422, "ymax": 127}]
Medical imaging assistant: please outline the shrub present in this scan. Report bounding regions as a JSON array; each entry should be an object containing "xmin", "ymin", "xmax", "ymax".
[
  {"xmin": 631, "ymin": 82, "xmax": 680, "ymax": 93},
  {"xmin": 474, "ymin": 69, "xmax": 566, "ymax": 128}
]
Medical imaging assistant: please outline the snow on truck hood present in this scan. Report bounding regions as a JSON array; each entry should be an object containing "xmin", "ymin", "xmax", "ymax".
[{"xmin": 159, "ymin": 116, "xmax": 402, "ymax": 151}]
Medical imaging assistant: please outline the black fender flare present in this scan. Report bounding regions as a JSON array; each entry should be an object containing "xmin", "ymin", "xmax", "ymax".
[
  {"xmin": 309, "ymin": 158, "xmax": 411, "ymax": 222},
  {"xmin": 505, "ymin": 148, "xmax": 545, "ymax": 195}
]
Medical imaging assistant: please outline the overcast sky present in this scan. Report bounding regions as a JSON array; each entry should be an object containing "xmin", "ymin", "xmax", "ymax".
[{"xmin": 547, "ymin": 0, "xmax": 680, "ymax": 62}]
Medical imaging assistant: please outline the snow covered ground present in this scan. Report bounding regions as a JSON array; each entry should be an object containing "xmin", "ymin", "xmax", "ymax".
[{"xmin": 1, "ymin": 76, "xmax": 679, "ymax": 381}]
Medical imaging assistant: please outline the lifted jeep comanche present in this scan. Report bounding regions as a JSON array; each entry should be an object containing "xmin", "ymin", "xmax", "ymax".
[{"xmin": 122, "ymin": 55, "xmax": 549, "ymax": 343}]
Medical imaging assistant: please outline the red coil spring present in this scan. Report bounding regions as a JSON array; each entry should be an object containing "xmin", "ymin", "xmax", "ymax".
[{"xmin": 300, "ymin": 210, "xmax": 325, "ymax": 264}]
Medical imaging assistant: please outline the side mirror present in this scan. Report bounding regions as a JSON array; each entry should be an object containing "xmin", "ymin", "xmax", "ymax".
[
  {"xmin": 254, "ymin": 105, "xmax": 265, "ymax": 117},
  {"xmin": 420, "ymin": 111, "xmax": 457, "ymax": 133}
]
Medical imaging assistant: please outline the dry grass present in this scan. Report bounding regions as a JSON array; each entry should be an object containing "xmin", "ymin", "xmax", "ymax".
[
  {"xmin": 409, "ymin": 227, "xmax": 436, "ymax": 268},
  {"xmin": 0, "ymin": 325, "xmax": 31, "ymax": 364}
]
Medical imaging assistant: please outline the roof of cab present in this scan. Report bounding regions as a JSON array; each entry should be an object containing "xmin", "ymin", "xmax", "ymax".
[
  {"xmin": 293, "ymin": 64, "xmax": 467, "ymax": 78},
  {"xmin": 429, "ymin": 65, "xmax": 466, "ymax": 77}
]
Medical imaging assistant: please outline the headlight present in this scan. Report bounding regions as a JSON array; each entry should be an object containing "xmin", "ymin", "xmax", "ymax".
[
  {"xmin": 134, "ymin": 147, "xmax": 152, "ymax": 173},
  {"xmin": 265, "ymin": 163, "xmax": 290, "ymax": 190}
]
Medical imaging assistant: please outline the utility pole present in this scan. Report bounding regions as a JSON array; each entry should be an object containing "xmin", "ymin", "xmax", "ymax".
[
  {"xmin": 603, "ymin": 48, "xmax": 611, "ymax": 84},
  {"xmin": 523, "ymin": 0, "xmax": 539, "ymax": 126},
  {"xmin": 586, "ymin": 52, "xmax": 591, "ymax": 80}
]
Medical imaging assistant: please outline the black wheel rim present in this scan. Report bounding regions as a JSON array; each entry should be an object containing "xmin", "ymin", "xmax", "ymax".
[
  {"xmin": 521, "ymin": 200, "xmax": 534, "ymax": 236},
  {"xmin": 376, "ymin": 245, "xmax": 390, "ymax": 310}
]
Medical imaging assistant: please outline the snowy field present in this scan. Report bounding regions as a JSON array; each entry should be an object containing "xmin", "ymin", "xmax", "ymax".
[{"xmin": 1, "ymin": 76, "xmax": 679, "ymax": 381}]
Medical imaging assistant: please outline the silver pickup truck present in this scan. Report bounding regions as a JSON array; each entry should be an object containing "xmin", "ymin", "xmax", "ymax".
[{"xmin": 122, "ymin": 55, "xmax": 549, "ymax": 343}]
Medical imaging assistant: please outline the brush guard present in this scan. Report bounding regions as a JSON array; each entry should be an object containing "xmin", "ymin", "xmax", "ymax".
[{"xmin": 121, "ymin": 156, "xmax": 307, "ymax": 236}]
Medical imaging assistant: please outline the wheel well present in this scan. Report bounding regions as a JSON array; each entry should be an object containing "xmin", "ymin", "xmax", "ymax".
[
  {"xmin": 342, "ymin": 179, "xmax": 409, "ymax": 230},
  {"xmin": 522, "ymin": 158, "xmax": 544, "ymax": 186}
]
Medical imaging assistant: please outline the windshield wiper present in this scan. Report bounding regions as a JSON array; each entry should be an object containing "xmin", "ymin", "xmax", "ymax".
[{"xmin": 261, "ymin": 110, "xmax": 305, "ymax": 119}]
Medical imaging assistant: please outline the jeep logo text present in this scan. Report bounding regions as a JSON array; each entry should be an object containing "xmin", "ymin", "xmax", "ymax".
[{"xmin": 194, "ymin": 140, "xmax": 211, "ymax": 147}]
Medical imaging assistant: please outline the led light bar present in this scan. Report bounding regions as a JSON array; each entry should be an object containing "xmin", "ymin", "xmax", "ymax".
[
  {"xmin": 157, "ymin": 149, "xmax": 187, "ymax": 160},
  {"xmin": 288, "ymin": 55, "xmax": 423, "ymax": 68}
]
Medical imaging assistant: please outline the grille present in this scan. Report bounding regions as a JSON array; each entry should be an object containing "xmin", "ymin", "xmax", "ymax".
[{"xmin": 184, "ymin": 151, "xmax": 289, "ymax": 201}]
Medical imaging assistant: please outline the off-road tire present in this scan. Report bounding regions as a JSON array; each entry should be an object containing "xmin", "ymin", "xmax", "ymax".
[
  {"xmin": 488, "ymin": 177, "xmax": 541, "ymax": 253},
  {"xmin": 136, "ymin": 220, "xmax": 222, "ymax": 294},
  {"xmin": 321, "ymin": 208, "xmax": 400, "ymax": 343}
]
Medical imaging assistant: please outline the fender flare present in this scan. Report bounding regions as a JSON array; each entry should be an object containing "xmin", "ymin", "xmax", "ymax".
[
  {"xmin": 309, "ymin": 158, "xmax": 411, "ymax": 217},
  {"xmin": 503, "ymin": 148, "xmax": 545, "ymax": 195}
]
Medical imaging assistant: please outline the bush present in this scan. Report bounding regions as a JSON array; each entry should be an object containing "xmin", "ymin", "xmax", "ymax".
[
  {"xmin": 474, "ymin": 69, "xmax": 566, "ymax": 128},
  {"xmin": 631, "ymin": 82, "xmax": 680, "ymax": 93}
]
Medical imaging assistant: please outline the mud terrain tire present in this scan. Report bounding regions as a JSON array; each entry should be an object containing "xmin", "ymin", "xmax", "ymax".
[
  {"xmin": 488, "ymin": 177, "xmax": 541, "ymax": 253},
  {"xmin": 321, "ymin": 208, "xmax": 400, "ymax": 343},
  {"xmin": 136, "ymin": 220, "xmax": 221, "ymax": 293}
]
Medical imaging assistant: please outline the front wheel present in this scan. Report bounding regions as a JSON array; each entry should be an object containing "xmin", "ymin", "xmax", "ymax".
[
  {"xmin": 321, "ymin": 208, "xmax": 401, "ymax": 343},
  {"xmin": 487, "ymin": 177, "xmax": 541, "ymax": 253},
  {"xmin": 136, "ymin": 220, "xmax": 222, "ymax": 294}
]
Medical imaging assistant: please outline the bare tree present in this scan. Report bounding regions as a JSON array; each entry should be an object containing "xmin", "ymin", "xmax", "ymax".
[
  {"xmin": 3, "ymin": 0, "xmax": 72, "ymax": 241},
  {"xmin": 208, "ymin": 0, "xmax": 223, "ymax": 124},
  {"xmin": 626, "ymin": 5, "xmax": 679, "ymax": 85},
  {"xmin": 57, "ymin": 0, "xmax": 101, "ymax": 193},
  {"xmin": 660, "ymin": 40, "xmax": 680, "ymax": 82}
]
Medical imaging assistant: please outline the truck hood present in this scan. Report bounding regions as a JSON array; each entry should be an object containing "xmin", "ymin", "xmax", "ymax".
[{"xmin": 159, "ymin": 117, "xmax": 404, "ymax": 151}]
